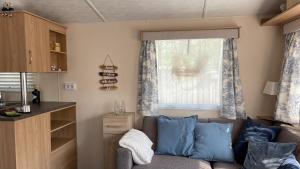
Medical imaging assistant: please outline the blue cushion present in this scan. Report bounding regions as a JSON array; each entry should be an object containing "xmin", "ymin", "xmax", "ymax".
[
  {"xmin": 156, "ymin": 115, "xmax": 197, "ymax": 156},
  {"xmin": 243, "ymin": 141, "xmax": 296, "ymax": 169},
  {"xmin": 279, "ymin": 154, "xmax": 300, "ymax": 169},
  {"xmin": 233, "ymin": 118, "xmax": 281, "ymax": 164},
  {"xmin": 191, "ymin": 122, "xmax": 235, "ymax": 162}
]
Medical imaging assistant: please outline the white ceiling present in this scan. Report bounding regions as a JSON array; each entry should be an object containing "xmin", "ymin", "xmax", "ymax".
[{"xmin": 8, "ymin": 0, "xmax": 282, "ymax": 23}]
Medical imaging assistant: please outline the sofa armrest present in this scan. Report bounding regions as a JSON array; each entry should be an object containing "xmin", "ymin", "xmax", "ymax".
[{"xmin": 117, "ymin": 147, "xmax": 133, "ymax": 169}]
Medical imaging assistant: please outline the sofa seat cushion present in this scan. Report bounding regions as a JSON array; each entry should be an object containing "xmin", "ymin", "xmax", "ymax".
[
  {"xmin": 133, "ymin": 155, "xmax": 212, "ymax": 169},
  {"xmin": 212, "ymin": 162, "xmax": 241, "ymax": 169}
]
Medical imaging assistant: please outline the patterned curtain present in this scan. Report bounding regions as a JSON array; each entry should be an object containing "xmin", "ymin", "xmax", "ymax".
[
  {"xmin": 137, "ymin": 40, "xmax": 159, "ymax": 116},
  {"xmin": 275, "ymin": 32, "xmax": 300, "ymax": 124},
  {"xmin": 221, "ymin": 38, "xmax": 246, "ymax": 119}
]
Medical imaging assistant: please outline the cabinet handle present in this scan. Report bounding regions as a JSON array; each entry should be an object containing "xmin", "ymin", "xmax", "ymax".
[
  {"xmin": 28, "ymin": 50, "xmax": 32, "ymax": 64},
  {"xmin": 105, "ymin": 125, "xmax": 123, "ymax": 128}
]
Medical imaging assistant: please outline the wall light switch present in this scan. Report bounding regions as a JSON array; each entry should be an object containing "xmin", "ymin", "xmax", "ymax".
[{"xmin": 64, "ymin": 82, "xmax": 77, "ymax": 91}]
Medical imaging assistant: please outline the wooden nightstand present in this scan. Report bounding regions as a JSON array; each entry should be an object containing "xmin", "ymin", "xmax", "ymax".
[{"xmin": 103, "ymin": 112, "xmax": 135, "ymax": 169}]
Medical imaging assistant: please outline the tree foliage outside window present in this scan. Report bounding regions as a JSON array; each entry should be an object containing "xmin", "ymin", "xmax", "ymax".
[{"xmin": 156, "ymin": 39, "xmax": 223, "ymax": 110}]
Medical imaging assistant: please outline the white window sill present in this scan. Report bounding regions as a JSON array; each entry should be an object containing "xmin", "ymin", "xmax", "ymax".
[{"xmin": 159, "ymin": 104, "xmax": 221, "ymax": 111}]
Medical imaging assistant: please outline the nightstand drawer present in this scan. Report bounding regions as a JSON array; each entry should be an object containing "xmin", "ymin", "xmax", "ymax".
[
  {"xmin": 103, "ymin": 118, "xmax": 131, "ymax": 134},
  {"xmin": 103, "ymin": 112, "xmax": 134, "ymax": 134}
]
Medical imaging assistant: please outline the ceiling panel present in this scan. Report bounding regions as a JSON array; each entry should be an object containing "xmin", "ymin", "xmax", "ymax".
[
  {"xmin": 92, "ymin": 0, "xmax": 205, "ymax": 21},
  {"xmin": 9, "ymin": 0, "xmax": 99, "ymax": 23},
  {"xmin": 3, "ymin": 0, "xmax": 282, "ymax": 22},
  {"xmin": 205, "ymin": 0, "xmax": 282, "ymax": 17}
]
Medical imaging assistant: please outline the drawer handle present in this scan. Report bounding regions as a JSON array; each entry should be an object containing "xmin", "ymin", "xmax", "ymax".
[{"xmin": 105, "ymin": 125, "xmax": 123, "ymax": 128}]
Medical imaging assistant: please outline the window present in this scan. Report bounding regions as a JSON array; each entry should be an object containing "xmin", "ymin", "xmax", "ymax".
[
  {"xmin": 0, "ymin": 73, "xmax": 38, "ymax": 92},
  {"xmin": 156, "ymin": 39, "xmax": 223, "ymax": 110}
]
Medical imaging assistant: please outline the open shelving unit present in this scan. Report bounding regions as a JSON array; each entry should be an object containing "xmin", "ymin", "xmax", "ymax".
[
  {"xmin": 50, "ymin": 106, "xmax": 76, "ymax": 153},
  {"xmin": 51, "ymin": 120, "xmax": 75, "ymax": 133},
  {"xmin": 49, "ymin": 30, "xmax": 67, "ymax": 71},
  {"xmin": 51, "ymin": 137, "xmax": 74, "ymax": 152},
  {"xmin": 262, "ymin": 3, "xmax": 300, "ymax": 26},
  {"xmin": 49, "ymin": 106, "xmax": 77, "ymax": 169}
]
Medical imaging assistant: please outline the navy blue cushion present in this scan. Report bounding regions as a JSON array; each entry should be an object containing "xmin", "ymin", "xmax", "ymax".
[
  {"xmin": 279, "ymin": 154, "xmax": 300, "ymax": 169},
  {"xmin": 191, "ymin": 122, "xmax": 235, "ymax": 162},
  {"xmin": 234, "ymin": 118, "xmax": 281, "ymax": 164},
  {"xmin": 156, "ymin": 115, "xmax": 197, "ymax": 156},
  {"xmin": 243, "ymin": 141, "xmax": 296, "ymax": 169}
]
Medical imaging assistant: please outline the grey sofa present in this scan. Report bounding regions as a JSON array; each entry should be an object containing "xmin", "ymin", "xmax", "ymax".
[{"xmin": 117, "ymin": 116, "xmax": 300, "ymax": 169}]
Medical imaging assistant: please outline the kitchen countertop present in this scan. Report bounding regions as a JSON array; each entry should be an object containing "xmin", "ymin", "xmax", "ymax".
[{"xmin": 0, "ymin": 102, "xmax": 76, "ymax": 121}]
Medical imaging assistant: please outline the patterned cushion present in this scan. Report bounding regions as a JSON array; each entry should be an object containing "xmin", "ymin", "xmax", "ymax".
[
  {"xmin": 243, "ymin": 141, "xmax": 296, "ymax": 169},
  {"xmin": 279, "ymin": 154, "xmax": 300, "ymax": 169},
  {"xmin": 233, "ymin": 118, "xmax": 281, "ymax": 164}
]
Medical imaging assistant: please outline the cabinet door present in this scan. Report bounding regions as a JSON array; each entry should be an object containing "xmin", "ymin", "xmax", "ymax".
[
  {"xmin": 0, "ymin": 13, "xmax": 27, "ymax": 72},
  {"xmin": 15, "ymin": 113, "xmax": 51, "ymax": 169},
  {"xmin": 24, "ymin": 14, "xmax": 50, "ymax": 72},
  {"xmin": 103, "ymin": 134, "xmax": 122, "ymax": 169}
]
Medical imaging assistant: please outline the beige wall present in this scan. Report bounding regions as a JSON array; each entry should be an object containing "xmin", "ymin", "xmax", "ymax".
[{"xmin": 41, "ymin": 16, "xmax": 283, "ymax": 169}]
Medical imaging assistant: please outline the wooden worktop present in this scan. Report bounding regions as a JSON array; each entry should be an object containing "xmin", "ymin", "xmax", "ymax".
[{"xmin": 0, "ymin": 102, "xmax": 76, "ymax": 121}]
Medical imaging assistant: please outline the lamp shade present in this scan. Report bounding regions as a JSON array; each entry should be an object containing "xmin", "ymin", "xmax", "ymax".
[{"xmin": 263, "ymin": 81, "xmax": 279, "ymax": 95}]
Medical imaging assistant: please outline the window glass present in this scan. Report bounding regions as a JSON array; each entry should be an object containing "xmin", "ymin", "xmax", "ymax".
[{"xmin": 156, "ymin": 39, "xmax": 223, "ymax": 110}]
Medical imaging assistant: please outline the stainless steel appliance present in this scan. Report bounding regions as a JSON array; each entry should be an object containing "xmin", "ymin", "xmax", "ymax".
[
  {"xmin": 16, "ymin": 73, "xmax": 30, "ymax": 113},
  {"xmin": 0, "ymin": 91, "xmax": 4, "ymax": 107}
]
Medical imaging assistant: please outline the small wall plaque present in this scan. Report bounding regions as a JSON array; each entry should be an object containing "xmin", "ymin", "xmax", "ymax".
[{"xmin": 99, "ymin": 55, "xmax": 118, "ymax": 90}]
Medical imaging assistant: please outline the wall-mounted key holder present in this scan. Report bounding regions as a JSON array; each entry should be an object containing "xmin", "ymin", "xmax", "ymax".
[{"xmin": 99, "ymin": 55, "xmax": 118, "ymax": 90}]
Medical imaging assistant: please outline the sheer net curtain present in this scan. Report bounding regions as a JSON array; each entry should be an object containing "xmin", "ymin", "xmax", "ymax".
[{"xmin": 156, "ymin": 39, "xmax": 223, "ymax": 110}]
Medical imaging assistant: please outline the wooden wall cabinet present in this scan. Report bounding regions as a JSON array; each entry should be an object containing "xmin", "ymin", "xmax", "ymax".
[
  {"xmin": 0, "ymin": 105, "xmax": 77, "ymax": 169},
  {"xmin": 0, "ymin": 11, "xmax": 67, "ymax": 72}
]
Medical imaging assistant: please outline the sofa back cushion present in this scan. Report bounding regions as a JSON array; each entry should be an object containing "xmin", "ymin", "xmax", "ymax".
[
  {"xmin": 142, "ymin": 116, "xmax": 158, "ymax": 150},
  {"xmin": 276, "ymin": 125, "xmax": 300, "ymax": 161},
  {"xmin": 142, "ymin": 116, "xmax": 275, "ymax": 153}
]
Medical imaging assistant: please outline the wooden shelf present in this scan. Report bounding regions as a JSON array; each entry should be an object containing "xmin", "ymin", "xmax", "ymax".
[
  {"xmin": 49, "ymin": 30, "xmax": 67, "ymax": 72},
  {"xmin": 262, "ymin": 4, "xmax": 300, "ymax": 26},
  {"xmin": 51, "ymin": 120, "xmax": 75, "ymax": 133},
  {"xmin": 50, "ymin": 50, "xmax": 66, "ymax": 54},
  {"xmin": 49, "ymin": 70, "xmax": 67, "ymax": 73},
  {"xmin": 51, "ymin": 137, "xmax": 74, "ymax": 152}
]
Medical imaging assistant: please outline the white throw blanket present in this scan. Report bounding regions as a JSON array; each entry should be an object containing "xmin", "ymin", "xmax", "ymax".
[{"xmin": 119, "ymin": 129, "xmax": 154, "ymax": 165}]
